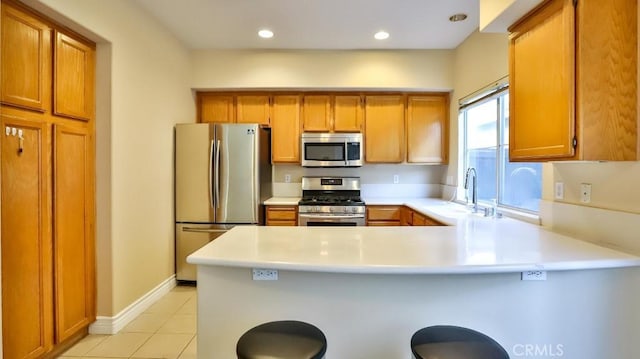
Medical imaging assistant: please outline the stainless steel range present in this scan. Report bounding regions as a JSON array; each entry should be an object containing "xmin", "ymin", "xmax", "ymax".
[{"xmin": 298, "ymin": 176, "xmax": 365, "ymax": 226}]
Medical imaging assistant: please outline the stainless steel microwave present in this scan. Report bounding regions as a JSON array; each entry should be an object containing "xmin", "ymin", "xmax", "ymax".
[{"xmin": 301, "ymin": 133, "xmax": 363, "ymax": 167}]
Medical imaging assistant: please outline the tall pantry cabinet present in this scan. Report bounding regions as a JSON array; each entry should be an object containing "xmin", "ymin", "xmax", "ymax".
[{"xmin": 0, "ymin": 1, "xmax": 96, "ymax": 358}]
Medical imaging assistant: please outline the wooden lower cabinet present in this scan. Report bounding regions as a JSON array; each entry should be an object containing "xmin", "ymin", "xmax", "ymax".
[
  {"xmin": 266, "ymin": 205, "xmax": 298, "ymax": 226},
  {"xmin": 400, "ymin": 206, "xmax": 413, "ymax": 226},
  {"xmin": 402, "ymin": 206, "xmax": 445, "ymax": 226},
  {"xmin": 53, "ymin": 125, "xmax": 95, "ymax": 342},
  {"xmin": 1, "ymin": 111, "xmax": 96, "ymax": 358},
  {"xmin": 1, "ymin": 114, "xmax": 53, "ymax": 359},
  {"xmin": 366, "ymin": 205, "xmax": 445, "ymax": 227},
  {"xmin": 366, "ymin": 205, "xmax": 401, "ymax": 226}
]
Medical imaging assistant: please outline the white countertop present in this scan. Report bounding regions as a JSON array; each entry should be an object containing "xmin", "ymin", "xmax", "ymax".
[
  {"xmin": 189, "ymin": 199, "xmax": 640, "ymax": 274},
  {"xmin": 263, "ymin": 197, "xmax": 301, "ymax": 205}
]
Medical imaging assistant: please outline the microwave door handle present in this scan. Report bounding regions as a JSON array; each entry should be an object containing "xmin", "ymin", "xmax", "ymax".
[
  {"xmin": 344, "ymin": 140, "xmax": 348, "ymax": 166},
  {"xmin": 209, "ymin": 140, "xmax": 215, "ymax": 208}
]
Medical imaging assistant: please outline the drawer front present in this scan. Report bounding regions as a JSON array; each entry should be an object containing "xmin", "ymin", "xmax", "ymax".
[
  {"xmin": 266, "ymin": 206, "xmax": 297, "ymax": 221},
  {"xmin": 366, "ymin": 206, "xmax": 401, "ymax": 221},
  {"xmin": 366, "ymin": 220, "xmax": 400, "ymax": 226},
  {"xmin": 266, "ymin": 220, "xmax": 297, "ymax": 226}
]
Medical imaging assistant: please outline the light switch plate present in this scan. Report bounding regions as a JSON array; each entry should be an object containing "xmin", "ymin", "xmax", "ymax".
[
  {"xmin": 580, "ymin": 183, "xmax": 592, "ymax": 203},
  {"xmin": 554, "ymin": 182, "xmax": 564, "ymax": 200}
]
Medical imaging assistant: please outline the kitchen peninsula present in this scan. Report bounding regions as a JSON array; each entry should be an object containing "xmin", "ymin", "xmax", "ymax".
[{"xmin": 188, "ymin": 200, "xmax": 640, "ymax": 358}]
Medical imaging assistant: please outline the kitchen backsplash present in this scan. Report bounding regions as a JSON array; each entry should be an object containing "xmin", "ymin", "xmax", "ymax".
[{"xmin": 272, "ymin": 164, "xmax": 446, "ymax": 198}]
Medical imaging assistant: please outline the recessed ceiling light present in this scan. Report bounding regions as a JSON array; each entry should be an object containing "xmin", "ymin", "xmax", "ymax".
[
  {"xmin": 449, "ymin": 14, "xmax": 468, "ymax": 22},
  {"xmin": 258, "ymin": 29, "xmax": 274, "ymax": 39},
  {"xmin": 374, "ymin": 31, "xmax": 390, "ymax": 40}
]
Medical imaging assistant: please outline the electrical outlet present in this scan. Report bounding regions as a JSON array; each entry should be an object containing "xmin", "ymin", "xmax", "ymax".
[
  {"xmin": 521, "ymin": 271, "xmax": 547, "ymax": 281},
  {"xmin": 554, "ymin": 182, "xmax": 564, "ymax": 200},
  {"xmin": 393, "ymin": 174, "xmax": 399, "ymax": 184},
  {"xmin": 252, "ymin": 268, "xmax": 278, "ymax": 280},
  {"xmin": 284, "ymin": 174, "xmax": 291, "ymax": 183},
  {"xmin": 580, "ymin": 183, "xmax": 592, "ymax": 203}
]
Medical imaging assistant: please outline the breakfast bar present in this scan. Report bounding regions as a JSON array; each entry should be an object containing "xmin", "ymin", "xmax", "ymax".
[{"xmin": 188, "ymin": 201, "xmax": 640, "ymax": 358}]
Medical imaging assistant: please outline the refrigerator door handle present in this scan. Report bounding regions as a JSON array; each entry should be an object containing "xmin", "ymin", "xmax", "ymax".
[
  {"xmin": 209, "ymin": 139, "xmax": 215, "ymax": 209},
  {"xmin": 215, "ymin": 139, "xmax": 221, "ymax": 209},
  {"xmin": 182, "ymin": 227, "xmax": 229, "ymax": 234}
]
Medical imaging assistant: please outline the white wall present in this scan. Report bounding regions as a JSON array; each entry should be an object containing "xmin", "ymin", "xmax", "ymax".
[
  {"xmin": 447, "ymin": 31, "xmax": 510, "ymax": 190},
  {"xmin": 273, "ymin": 164, "xmax": 446, "ymax": 198},
  {"xmin": 192, "ymin": 49, "xmax": 454, "ymax": 90},
  {"xmin": 28, "ymin": 0, "xmax": 195, "ymax": 316}
]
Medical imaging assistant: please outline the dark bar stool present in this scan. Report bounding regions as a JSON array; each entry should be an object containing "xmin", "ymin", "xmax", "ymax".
[
  {"xmin": 236, "ymin": 320, "xmax": 327, "ymax": 359},
  {"xmin": 411, "ymin": 325, "xmax": 509, "ymax": 359}
]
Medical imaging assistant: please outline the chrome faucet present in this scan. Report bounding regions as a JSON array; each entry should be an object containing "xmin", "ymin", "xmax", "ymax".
[{"xmin": 464, "ymin": 167, "xmax": 478, "ymax": 213}]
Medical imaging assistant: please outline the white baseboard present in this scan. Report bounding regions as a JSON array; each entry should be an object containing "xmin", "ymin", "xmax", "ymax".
[{"xmin": 89, "ymin": 275, "xmax": 177, "ymax": 334}]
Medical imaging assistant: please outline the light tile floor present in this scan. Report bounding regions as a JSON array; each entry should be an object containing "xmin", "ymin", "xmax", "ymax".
[{"xmin": 59, "ymin": 285, "xmax": 197, "ymax": 359}]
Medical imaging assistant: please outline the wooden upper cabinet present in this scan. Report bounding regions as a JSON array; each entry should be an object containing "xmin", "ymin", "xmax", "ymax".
[
  {"xmin": 509, "ymin": 0, "xmax": 637, "ymax": 161},
  {"xmin": 236, "ymin": 95, "xmax": 270, "ymax": 126},
  {"xmin": 302, "ymin": 95, "xmax": 331, "ymax": 132},
  {"xmin": 54, "ymin": 31, "xmax": 95, "ymax": 121},
  {"xmin": 1, "ymin": 114, "xmax": 53, "ymax": 358},
  {"xmin": 576, "ymin": 0, "xmax": 636, "ymax": 160},
  {"xmin": 407, "ymin": 95, "xmax": 448, "ymax": 164},
  {"xmin": 271, "ymin": 95, "xmax": 301, "ymax": 163},
  {"xmin": 53, "ymin": 124, "xmax": 95, "ymax": 343},
  {"xmin": 364, "ymin": 96, "xmax": 405, "ymax": 163},
  {"xmin": 334, "ymin": 95, "xmax": 363, "ymax": 132},
  {"xmin": 199, "ymin": 94, "xmax": 234, "ymax": 123},
  {"xmin": 1, "ymin": 4, "xmax": 51, "ymax": 112}
]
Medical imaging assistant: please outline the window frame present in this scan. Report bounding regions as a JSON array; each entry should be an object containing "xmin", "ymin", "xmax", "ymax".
[{"xmin": 458, "ymin": 84, "xmax": 541, "ymax": 215}]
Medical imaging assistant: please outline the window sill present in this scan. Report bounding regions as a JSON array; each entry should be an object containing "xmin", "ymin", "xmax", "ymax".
[{"xmin": 452, "ymin": 199, "xmax": 541, "ymax": 225}]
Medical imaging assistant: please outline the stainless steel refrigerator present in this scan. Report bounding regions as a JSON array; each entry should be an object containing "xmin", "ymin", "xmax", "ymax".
[{"xmin": 175, "ymin": 123, "xmax": 272, "ymax": 281}]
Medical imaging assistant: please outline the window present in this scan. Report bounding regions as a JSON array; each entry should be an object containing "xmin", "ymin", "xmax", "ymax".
[{"xmin": 458, "ymin": 84, "xmax": 542, "ymax": 213}]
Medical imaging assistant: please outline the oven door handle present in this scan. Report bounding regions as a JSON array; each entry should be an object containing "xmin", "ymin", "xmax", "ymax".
[{"xmin": 298, "ymin": 214, "xmax": 365, "ymax": 220}]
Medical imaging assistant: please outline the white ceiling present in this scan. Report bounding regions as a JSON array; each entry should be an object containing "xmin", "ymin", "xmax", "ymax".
[{"xmin": 133, "ymin": 0, "xmax": 480, "ymax": 50}]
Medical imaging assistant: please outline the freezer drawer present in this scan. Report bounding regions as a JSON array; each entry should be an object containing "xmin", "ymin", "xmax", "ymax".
[{"xmin": 176, "ymin": 223, "xmax": 231, "ymax": 281}]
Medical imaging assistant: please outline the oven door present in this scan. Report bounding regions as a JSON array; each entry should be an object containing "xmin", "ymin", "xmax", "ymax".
[{"xmin": 298, "ymin": 213, "xmax": 365, "ymax": 226}]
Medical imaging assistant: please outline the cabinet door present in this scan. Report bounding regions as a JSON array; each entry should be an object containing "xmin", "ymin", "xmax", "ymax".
[
  {"xmin": 236, "ymin": 95, "xmax": 270, "ymax": 126},
  {"xmin": 364, "ymin": 96, "xmax": 405, "ymax": 163},
  {"xmin": 400, "ymin": 206, "xmax": 413, "ymax": 226},
  {"xmin": 407, "ymin": 95, "xmax": 448, "ymax": 164},
  {"xmin": 1, "ymin": 114, "xmax": 53, "ymax": 358},
  {"xmin": 577, "ymin": 0, "xmax": 637, "ymax": 160},
  {"xmin": 54, "ymin": 31, "xmax": 95, "ymax": 121},
  {"xmin": 271, "ymin": 96, "xmax": 301, "ymax": 163},
  {"xmin": 334, "ymin": 95, "xmax": 363, "ymax": 132},
  {"xmin": 266, "ymin": 206, "xmax": 298, "ymax": 226},
  {"xmin": 200, "ymin": 94, "xmax": 234, "ymax": 123},
  {"xmin": 1, "ymin": 4, "xmax": 51, "ymax": 112},
  {"xmin": 509, "ymin": 0, "xmax": 575, "ymax": 160},
  {"xmin": 53, "ymin": 124, "xmax": 95, "ymax": 342},
  {"xmin": 302, "ymin": 95, "xmax": 331, "ymax": 132},
  {"xmin": 366, "ymin": 206, "xmax": 401, "ymax": 226}
]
